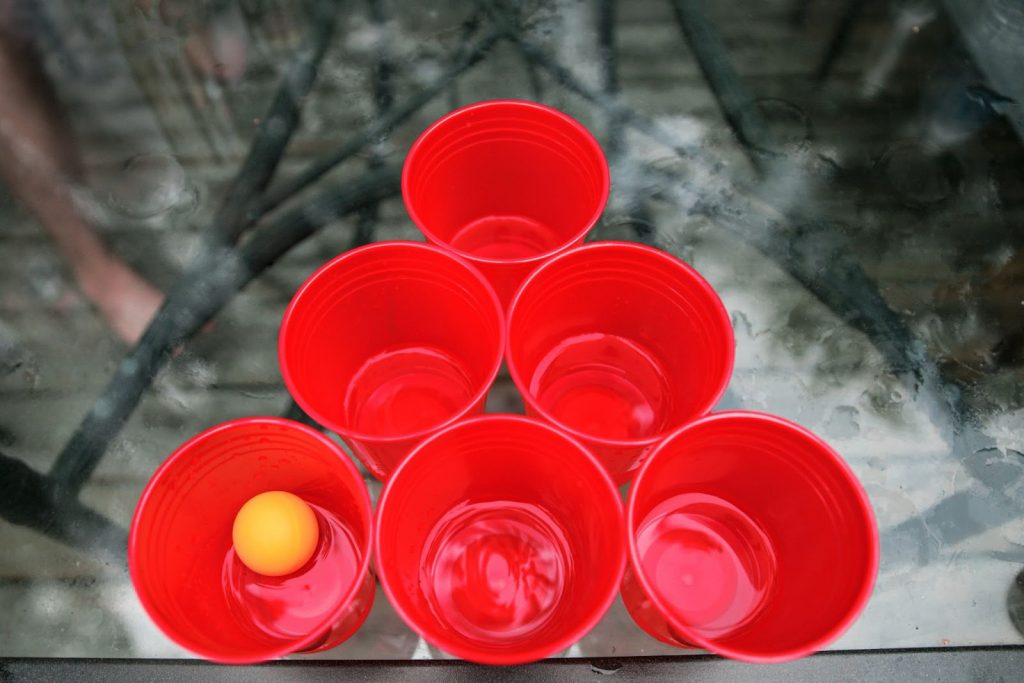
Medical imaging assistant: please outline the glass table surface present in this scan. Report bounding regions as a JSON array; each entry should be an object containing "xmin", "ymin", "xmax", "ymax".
[{"xmin": 0, "ymin": 0, "xmax": 1023, "ymax": 662}]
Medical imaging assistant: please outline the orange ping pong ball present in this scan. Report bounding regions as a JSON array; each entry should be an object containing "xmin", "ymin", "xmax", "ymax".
[{"xmin": 232, "ymin": 491, "xmax": 319, "ymax": 576}]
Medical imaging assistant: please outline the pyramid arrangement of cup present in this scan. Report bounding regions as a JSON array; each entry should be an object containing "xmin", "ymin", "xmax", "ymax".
[{"xmin": 130, "ymin": 101, "xmax": 878, "ymax": 665}]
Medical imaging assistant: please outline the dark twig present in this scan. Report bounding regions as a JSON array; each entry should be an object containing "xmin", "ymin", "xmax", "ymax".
[
  {"xmin": 482, "ymin": 0, "xmax": 542, "ymax": 98},
  {"xmin": 598, "ymin": 0, "xmax": 623, "ymax": 157},
  {"xmin": 814, "ymin": 0, "xmax": 867, "ymax": 85},
  {"xmin": 598, "ymin": 0, "xmax": 652, "ymax": 244},
  {"xmin": 446, "ymin": 11, "xmax": 485, "ymax": 110},
  {"xmin": 790, "ymin": 0, "xmax": 814, "ymax": 27},
  {"xmin": 47, "ymin": 166, "xmax": 402, "ymax": 493},
  {"xmin": 351, "ymin": 0, "xmax": 396, "ymax": 249},
  {"xmin": 0, "ymin": 452, "xmax": 127, "ymax": 559},
  {"xmin": 282, "ymin": 399, "xmax": 322, "ymax": 430},
  {"xmin": 518, "ymin": 44, "xmax": 545, "ymax": 100},
  {"xmin": 237, "ymin": 167, "xmax": 401, "ymax": 283},
  {"xmin": 667, "ymin": 0, "xmax": 768, "ymax": 163},
  {"xmin": 211, "ymin": 0, "xmax": 343, "ymax": 244},
  {"xmin": 367, "ymin": 0, "xmax": 395, "ymax": 115},
  {"xmin": 258, "ymin": 26, "xmax": 501, "ymax": 216},
  {"xmin": 506, "ymin": 29, "xmax": 702, "ymax": 158},
  {"xmin": 598, "ymin": 0, "xmax": 618, "ymax": 96}
]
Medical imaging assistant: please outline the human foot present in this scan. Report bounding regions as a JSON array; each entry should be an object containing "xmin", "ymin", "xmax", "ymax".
[{"xmin": 77, "ymin": 254, "xmax": 164, "ymax": 346}]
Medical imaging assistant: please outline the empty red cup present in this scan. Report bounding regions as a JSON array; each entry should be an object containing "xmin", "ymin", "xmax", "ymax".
[
  {"xmin": 506, "ymin": 241, "xmax": 734, "ymax": 484},
  {"xmin": 375, "ymin": 415, "xmax": 626, "ymax": 664},
  {"xmin": 278, "ymin": 241, "xmax": 504, "ymax": 480},
  {"xmin": 402, "ymin": 100, "xmax": 610, "ymax": 306},
  {"xmin": 623, "ymin": 411, "xmax": 879, "ymax": 663},
  {"xmin": 128, "ymin": 417, "xmax": 374, "ymax": 663}
]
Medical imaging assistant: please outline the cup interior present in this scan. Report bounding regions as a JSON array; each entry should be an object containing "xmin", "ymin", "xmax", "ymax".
[
  {"xmin": 507, "ymin": 242, "xmax": 734, "ymax": 444},
  {"xmin": 628, "ymin": 412, "xmax": 877, "ymax": 661},
  {"xmin": 279, "ymin": 243, "xmax": 504, "ymax": 441},
  {"xmin": 376, "ymin": 416, "xmax": 625, "ymax": 664},
  {"xmin": 403, "ymin": 101, "xmax": 609, "ymax": 263},
  {"xmin": 129, "ymin": 418, "xmax": 372, "ymax": 663}
]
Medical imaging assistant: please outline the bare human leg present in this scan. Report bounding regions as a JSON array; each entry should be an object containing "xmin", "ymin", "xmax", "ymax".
[{"xmin": 0, "ymin": 1, "xmax": 163, "ymax": 344}]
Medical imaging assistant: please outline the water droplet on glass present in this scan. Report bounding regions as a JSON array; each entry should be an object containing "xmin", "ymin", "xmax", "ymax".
[
  {"xmin": 108, "ymin": 153, "xmax": 192, "ymax": 218},
  {"xmin": 742, "ymin": 97, "xmax": 812, "ymax": 154},
  {"xmin": 591, "ymin": 660, "xmax": 623, "ymax": 675},
  {"xmin": 881, "ymin": 141, "xmax": 961, "ymax": 207}
]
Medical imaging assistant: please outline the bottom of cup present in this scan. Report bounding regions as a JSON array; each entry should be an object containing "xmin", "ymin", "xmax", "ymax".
[
  {"xmin": 448, "ymin": 214, "xmax": 565, "ymax": 260},
  {"xmin": 635, "ymin": 492, "xmax": 777, "ymax": 640},
  {"xmin": 345, "ymin": 345, "xmax": 475, "ymax": 436},
  {"xmin": 621, "ymin": 565, "xmax": 696, "ymax": 648},
  {"xmin": 298, "ymin": 569, "xmax": 376, "ymax": 653},
  {"xmin": 420, "ymin": 499, "xmax": 573, "ymax": 643},
  {"xmin": 529, "ymin": 332, "xmax": 671, "ymax": 441}
]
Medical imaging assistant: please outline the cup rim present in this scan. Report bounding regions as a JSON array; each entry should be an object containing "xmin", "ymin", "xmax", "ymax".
[
  {"xmin": 625, "ymin": 410, "xmax": 880, "ymax": 663},
  {"xmin": 127, "ymin": 416, "xmax": 375, "ymax": 664},
  {"xmin": 278, "ymin": 240, "xmax": 506, "ymax": 445},
  {"xmin": 401, "ymin": 99, "xmax": 611, "ymax": 266},
  {"xmin": 373, "ymin": 413, "xmax": 627, "ymax": 665},
  {"xmin": 505, "ymin": 240, "xmax": 736, "ymax": 450}
]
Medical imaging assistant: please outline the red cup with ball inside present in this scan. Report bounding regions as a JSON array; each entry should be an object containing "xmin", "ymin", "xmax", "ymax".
[
  {"xmin": 622, "ymin": 411, "xmax": 879, "ymax": 663},
  {"xmin": 128, "ymin": 417, "xmax": 374, "ymax": 663},
  {"xmin": 402, "ymin": 100, "xmax": 610, "ymax": 307}
]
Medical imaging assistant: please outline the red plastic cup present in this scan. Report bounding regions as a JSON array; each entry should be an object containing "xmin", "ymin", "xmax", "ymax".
[
  {"xmin": 506, "ymin": 241, "xmax": 735, "ymax": 484},
  {"xmin": 622, "ymin": 411, "xmax": 879, "ymax": 663},
  {"xmin": 402, "ymin": 100, "xmax": 610, "ymax": 306},
  {"xmin": 128, "ymin": 417, "xmax": 375, "ymax": 663},
  {"xmin": 375, "ymin": 415, "xmax": 626, "ymax": 665},
  {"xmin": 278, "ymin": 241, "xmax": 504, "ymax": 480}
]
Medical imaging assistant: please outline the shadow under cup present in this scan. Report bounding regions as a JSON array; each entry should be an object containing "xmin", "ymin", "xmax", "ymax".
[
  {"xmin": 402, "ymin": 100, "xmax": 609, "ymax": 306},
  {"xmin": 128, "ymin": 418, "xmax": 374, "ymax": 664},
  {"xmin": 623, "ymin": 411, "xmax": 879, "ymax": 663},
  {"xmin": 506, "ymin": 241, "xmax": 735, "ymax": 484},
  {"xmin": 278, "ymin": 242, "xmax": 505, "ymax": 480},
  {"xmin": 375, "ymin": 415, "xmax": 626, "ymax": 665}
]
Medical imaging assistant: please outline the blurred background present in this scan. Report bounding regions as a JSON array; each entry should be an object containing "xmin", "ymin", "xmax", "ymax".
[{"xmin": 1, "ymin": 0, "xmax": 1023, "ymax": 659}]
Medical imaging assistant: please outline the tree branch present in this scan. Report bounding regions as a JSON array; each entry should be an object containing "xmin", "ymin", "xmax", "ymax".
[
  {"xmin": 666, "ymin": 0, "xmax": 769, "ymax": 163},
  {"xmin": 48, "ymin": 166, "xmax": 401, "ymax": 493},
  {"xmin": 351, "ymin": 0, "xmax": 397, "ymax": 249},
  {"xmin": 598, "ymin": 0, "xmax": 622, "ymax": 157},
  {"xmin": 505, "ymin": 28, "xmax": 704, "ymax": 158},
  {"xmin": 211, "ymin": 0, "xmax": 343, "ymax": 243},
  {"xmin": 1, "ymin": 452, "xmax": 127, "ymax": 560},
  {"xmin": 257, "ymin": 26, "xmax": 501, "ymax": 215}
]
